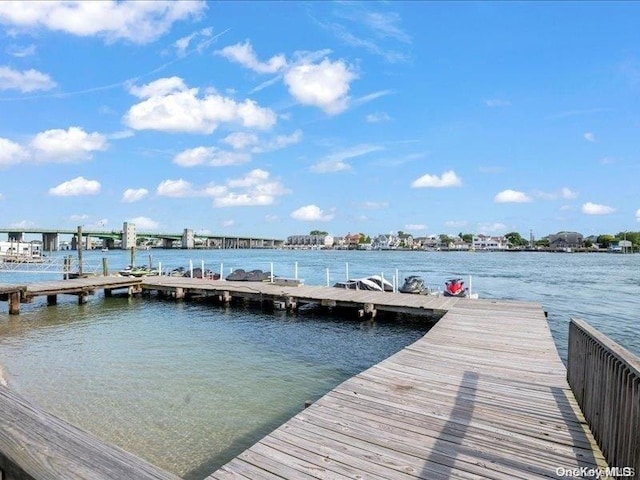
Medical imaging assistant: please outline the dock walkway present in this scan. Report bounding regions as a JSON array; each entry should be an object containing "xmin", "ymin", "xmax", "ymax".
[
  {"xmin": 0, "ymin": 276, "xmax": 610, "ymax": 478},
  {"xmin": 209, "ymin": 298, "xmax": 607, "ymax": 479}
]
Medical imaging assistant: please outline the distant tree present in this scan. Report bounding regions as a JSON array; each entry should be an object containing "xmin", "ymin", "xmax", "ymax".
[
  {"xmin": 584, "ymin": 239, "xmax": 593, "ymax": 248},
  {"xmin": 505, "ymin": 231, "xmax": 528, "ymax": 247},
  {"xmin": 459, "ymin": 233, "xmax": 473, "ymax": 243},
  {"xmin": 615, "ymin": 231, "xmax": 640, "ymax": 247},
  {"xmin": 439, "ymin": 234, "xmax": 453, "ymax": 246},
  {"xmin": 358, "ymin": 234, "xmax": 371, "ymax": 244},
  {"xmin": 310, "ymin": 230, "xmax": 328, "ymax": 236},
  {"xmin": 596, "ymin": 234, "xmax": 616, "ymax": 248},
  {"xmin": 535, "ymin": 239, "xmax": 549, "ymax": 247}
]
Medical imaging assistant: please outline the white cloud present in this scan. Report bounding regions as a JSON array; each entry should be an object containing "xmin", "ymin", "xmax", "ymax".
[
  {"xmin": 478, "ymin": 222, "xmax": 507, "ymax": 234},
  {"xmin": 217, "ymin": 40, "xmax": 287, "ymax": 73},
  {"xmin": 584, "ymin": 132, "xmax": 596, "ymax": 142},
  {"xmin": 485, "ymin": 98, "xmax": 511, "ymax": 107},
  {"xmin": 535, "ymin": 187, "xmax": 578, "ymax": 200},
  {"xmin": 445, "ymin": 220, "xmax": 468, "ymax": 228},
  {"xmin": 494, "ymin": 189, "xmax": 532, "ymax": 203},
  {"xmin": 251, "ymin": 129, "xmax": 303, "ymax": 153},
  {"xmin": 365, "ymin": 112, "xmax": 391, "ymax": 123},
  {"xmin": 222, "ymin": 132, "xmax": 259, "ymax": 150},
  {"xmin": 128, "ymin": 216, "xmax": 159, "ymax": 230},
  {"xmin": 360, "ymin": 201, "xmax": 389, "ymax": 209},
  {"xmin": 10, "ymin": 220, "xmax": 36, "ymax": 228},
  {"xmin": 311, "ymin": 144, "xmax": 382, "ymax": 173},
  {"xmin": 106, "ymin": 130, "xmax": 134, "ymax": 140},
  {"xmin": 129, "ymin": 76, "xmax": 187, "ymax": 98},
  {"xmin": 405, "ymin": 224, "xmax": 426, "ymax": 231},
  {"xmin": 0, "ymin": 137, "xmax": 29, "ymax": 166},
  {"xmin": 0, "ymin": 1, "xmax": 206, "ymax": 44},
  {"xmin": 291, "ymin": 204, "xmax": 334, "ymax": 222},
  {"xmin": 412, "ymin": 170, "xmax": 462, "ymax": 188},
  {"xmin": 222, "ymin": 219, "xmax": 235, "ymax": 228},
  {"xmin": 122, "ymin": 188, "xmax": 149, "ymax": 203},
  {"xmin": 0, "ymin": 66, "xmax": 56, "ymax": 92},
  {"xmin": 173, "ymin": 146, "xmax": 250, "ymax": 167},
  {"xmin": 49, "ymin": 176, "xmax": 101, "ymax": 196},
  {"xmin": 284, "ymin": 58, "xmax": 357, "ymax": 114},
  {"xmin": 174, "ymin": 26, "xmax": 213, "ymax": 56},
  {"xmin": 0, "ymin": 193, "xmax": 4, "ymax": 200},
  {"xmin": 211, "ymin": 169, "xmax": 290, "ymax": 207},
  {"xmin": 582, "ymin": 202, "xmax": 615, "ymax": 215},
  {"xmin": 125, "ymin": 77, "xmax": 277, "ymax": 134},
  {"xmin": 156, "ymin": 179, "xmax": 194, "ymax": 197},
  {"xmin": 30, "ymin": 127, "xmax": 108, "ymax": 162},
  {"xmin": 6, "ymin": 44, "xmax": 36, "ymax": 57},
  {"xmin": 69, "ymin": 214, "xmax": 89, "ymax": 222},
  {"xmin": 265, "ymin": 214, "xmax": 279, "ymax": 223},
  {"xmin": 636, "ymin": 209, "xmax": 640, "ymax": 222}
]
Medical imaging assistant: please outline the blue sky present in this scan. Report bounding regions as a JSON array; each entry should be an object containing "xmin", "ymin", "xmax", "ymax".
[{"xmin": 1, "ymin": 1, "xmax": 639, "ymax": 240}]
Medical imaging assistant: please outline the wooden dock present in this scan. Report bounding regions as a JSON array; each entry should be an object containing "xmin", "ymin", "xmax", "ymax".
[
  {"xmin": 208, "ymin": 298, "xmax": 609, "ymax": 479},
  {"xmin": 0, "ymin": 276, "xmax": 617, "ymax": 479}
]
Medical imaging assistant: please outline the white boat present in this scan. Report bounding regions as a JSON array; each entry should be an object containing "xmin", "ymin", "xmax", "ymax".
[
  {"xmin": 334, "ymin": 275, "xmax": 393, "ymax": 292},
  {"xmin": 0, "ymin": 240, "xmax": 44, "ymax": 262}
]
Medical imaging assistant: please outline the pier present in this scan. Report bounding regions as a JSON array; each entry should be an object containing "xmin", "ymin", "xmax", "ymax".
[{"xmin": 1, "ymin": 275, "xmax": 638, "ymax": 479}]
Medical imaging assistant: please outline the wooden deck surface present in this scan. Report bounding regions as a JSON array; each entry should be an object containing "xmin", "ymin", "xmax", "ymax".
[{"xmin": 208, "ymin": 298, "xmax": 608, "ymax": 479}]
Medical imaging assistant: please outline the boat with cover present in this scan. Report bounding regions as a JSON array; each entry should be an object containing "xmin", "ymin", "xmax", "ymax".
[
  {"xmin": 399, "ymin": 275, "xmax": 430, "ymax": 295},
  {"xmin": 225, "ymin": 269, "xmax": 273, "ymax": 282},
  {"xmin": 334, "ymin": 275, "xmax": 393, "ymax": 292}
]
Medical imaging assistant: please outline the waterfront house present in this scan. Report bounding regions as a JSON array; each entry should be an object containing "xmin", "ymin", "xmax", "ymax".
[
  {"xmin": 472, "ymin": 234, "xmax": 508, "ymax": 251},
  {"xmin": 286, "ymin": 234, "xmax": 334, "ymax": 248},
  {"xmin": 548, "ymin": 231, "xmax": 584, "ymax": 249}
]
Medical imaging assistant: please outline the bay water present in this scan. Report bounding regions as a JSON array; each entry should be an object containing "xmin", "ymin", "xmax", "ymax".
[{"xmin": 0, "ymin": 249, "xmax": 638, "ymax": 478}]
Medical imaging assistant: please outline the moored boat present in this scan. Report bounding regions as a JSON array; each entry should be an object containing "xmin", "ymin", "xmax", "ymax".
[
  {"xmin": 399, "ymin": 275, "xmax": 430, "ymax": 295},
  {"xmin": 444, "ymin": 278, "xmax": 467, "ymax": 297},
  {"xmin": 334, "ymin": 275, "xmax": 393, "ymax": 292}
]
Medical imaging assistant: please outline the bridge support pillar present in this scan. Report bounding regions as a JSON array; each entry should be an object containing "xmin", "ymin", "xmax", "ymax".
[
  {"xmin": 182, "ymin": 229, "xmax": 194, "ymax": 249},
  {"xmin": 85, "ymin": 236, "xmax": 92, "ymax": 250},
  {"xmin": 42, "ymin": 233, "xmax": 59, "ymax": 251},
  {"xmin": 8, "ymin": 232, "xmax": 24, "ymax": 242},
  {"xmin": 162, "ymin": 238, "xmax": 173, "ymax": 248},
  {"xmin": 105, "ymin": 238, "xmax": 115, "ymax": 249}
]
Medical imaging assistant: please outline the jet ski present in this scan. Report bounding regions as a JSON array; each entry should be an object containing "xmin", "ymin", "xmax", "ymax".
[
  {"xmin": 334, "ymin": 275, "xmax": 393, "ymax": 292},
  {"xmin": 444, "ymin": 278, "xmax": 467, "ymax": 297},
  {"xmin": 399, "ymin": 275, "xmax": 430, "ymax": 295}
]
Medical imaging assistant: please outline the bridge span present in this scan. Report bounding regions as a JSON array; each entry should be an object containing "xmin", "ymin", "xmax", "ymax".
[{"xmin": 0, "ymin": 222, "xmax": 284, "ymax": 251}]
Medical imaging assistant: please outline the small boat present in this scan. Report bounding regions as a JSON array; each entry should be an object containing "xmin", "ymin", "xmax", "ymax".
[
  {"xmin": 334, "ymin": 275, "xmax": 393, "ymax": 292},
  {"xmin": 101, "ymin": 248, "xmax": 109, "ymax": 252},
  {"xmin": 399, "ymin": 275, "xmax": 430, "ymax": 295},
  {"xmin": 444, "ymin": 278, "xmax": 467, "ymax": 297},
  {"xmin": 225, "ymin": 269, "xmax": 273, "ymax": 282}
]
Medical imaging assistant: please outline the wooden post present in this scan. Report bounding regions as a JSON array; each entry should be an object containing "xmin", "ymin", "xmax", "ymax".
[
  {"xmin": 9, "ymin": 291, "xmax": 20, "ymax": 315},
  {"xmin": 130, "ymin": 246, "xmax": 135, "ymax": 267},
  {"xmin": 104, "ymin": 289, "xmax": 112, "ymax": 297},
  {"xmin": 78, "ymin": 293, "xmax": 88, "ymax": 305},
  {"xmin": 47, "ymin": 295, "xmax": 57, "ymax": 306},
  {"xmin": 77, "ymin": 226, "xmax": 83, "ymax": 277},
  {"xmin": 102, "ymin": 257, "xmax": 109, "ymax": 276}
]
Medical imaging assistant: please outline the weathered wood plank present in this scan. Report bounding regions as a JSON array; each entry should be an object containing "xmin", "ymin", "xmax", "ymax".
[{"xmin": 0, "ymin": 385, "xmax": 179, "ymax": 480}]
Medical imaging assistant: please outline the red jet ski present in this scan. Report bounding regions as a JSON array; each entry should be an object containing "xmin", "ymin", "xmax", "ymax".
[{"xmin": 444, "ymin": 278, "xmax": 467, "ymax": 297}]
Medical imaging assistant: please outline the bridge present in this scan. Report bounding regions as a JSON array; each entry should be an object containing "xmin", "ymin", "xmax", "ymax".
[{"xmin": 0, "ymin": 222, "xmax": 284, "ymax": 251}]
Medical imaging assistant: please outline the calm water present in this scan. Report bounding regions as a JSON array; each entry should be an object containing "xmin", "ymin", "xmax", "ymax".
[{"xmin": 1, "ymin": 249, "xmax": 639, "ymax": 478}]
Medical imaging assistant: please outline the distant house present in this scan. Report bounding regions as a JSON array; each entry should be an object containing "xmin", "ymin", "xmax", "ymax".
[
  {"xmin": 372, "ymin": 234, "xmax": 400, "ymax": 250},
  {"xmin": 449, "ymin": 238, "xmax": 471, "ymax": 250},
  {"xmin": 473, "ymin": 235, "xmax": 508, "ymax": 250},
  {"xmin": 286, "ymin": 234, "xmax": 334, "ymax": 248},
  {"xmin": 548, "ymin": 231, "xmax": 584, "ymax": 249},
  {"xmin": 414, "ymin": 236, "xmax": 439, "ymax": 250},
  {"xmin": 344, "ymin": 233, "xmax": 363, "ymax": 249}
]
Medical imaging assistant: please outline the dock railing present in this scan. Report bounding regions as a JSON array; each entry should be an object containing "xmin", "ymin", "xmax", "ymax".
[{"xmin": 567, "ymin": 318, "xmax": 640, "ymax": 476}]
